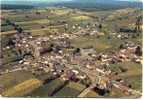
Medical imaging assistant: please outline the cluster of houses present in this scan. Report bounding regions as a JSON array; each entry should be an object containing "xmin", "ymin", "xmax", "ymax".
[{"xmin": 0, "ymin": 18, "xmax": 142, "ymax": 96}]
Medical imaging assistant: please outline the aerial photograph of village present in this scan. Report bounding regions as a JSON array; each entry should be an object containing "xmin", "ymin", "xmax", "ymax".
[{"xmin": 0, "ymin": 0, "xmax": 142, "ymax": 98}]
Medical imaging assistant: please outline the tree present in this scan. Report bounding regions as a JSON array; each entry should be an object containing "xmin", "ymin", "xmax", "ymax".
[
  {"xmin": 8, "ymin": 38, "xmax": 15, "ymax": 46},
  {"xmin": 41, "ymin": 26, "xmax": 45, "ymax": 29},
  {"xmin": 36, "ymin": 12, "xmax": 40, "ymax": 15},
  {"xmin": 17, "ymin": 27, "xmax": 23, "ymax": 33},
  {"xmin": 25, "ymin": 15, "xmax": 29, "ymax": 18},
  {"xmin": 135, "ymin": 46, "xmax": 142, "ymax": 56},
  {"xmin": 99, "ymin": 24, "xmax": 102, "ymax": 29},
  {"xmin": 73, "ymin": 48, "xmax": 80, "ymax": 55},
  {"xmin": 6, "ymin": 19, "xmax": 11, "ymax": 25},
  {"xmin": 119, "ymin": 44, "xmax": 125, "ymax": 49}
]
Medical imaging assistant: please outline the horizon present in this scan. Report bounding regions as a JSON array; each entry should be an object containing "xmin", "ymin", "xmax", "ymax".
[{"xmin": 1, "ymin": 0, "xmax": 142, "ymax": 4}]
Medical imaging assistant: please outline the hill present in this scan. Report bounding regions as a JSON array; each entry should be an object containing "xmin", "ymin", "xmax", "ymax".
[{"xmin": 1, "ymin": 4, "xmax": 34, "ymax": 10}]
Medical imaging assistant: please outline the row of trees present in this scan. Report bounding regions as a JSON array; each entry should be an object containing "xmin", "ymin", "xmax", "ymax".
[{"xmin": 5, "ymin": 19, "xmax": 23, "ymax": 33}]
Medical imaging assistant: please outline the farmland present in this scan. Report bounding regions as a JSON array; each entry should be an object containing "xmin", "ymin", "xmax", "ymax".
[
  {"xmin": 53, "ymin": 82, "xmax": 86, "ymax": 97},
  {"xmin": 27, "ymin": 78, "xmax": 67, "ymax": 97},
  {"xmin": 2, "ymin": 78, "xmax": 42, "ymax": 97},
  {"xmin": 0, "ymin": 1, "xmax": 142, "ymax": 98},
  {"xmin": 0, "ymin": 71, "xmax": 35, "ymax": 93}
]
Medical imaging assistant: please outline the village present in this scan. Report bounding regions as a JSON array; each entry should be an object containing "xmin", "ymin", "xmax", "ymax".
[
  {"xmin": 1, "ymin": 15, "xmax": 142, "ymax": 97},
  {"xmin": 0, "ymin": 6, "xmax": 142, "ymax": 98}
]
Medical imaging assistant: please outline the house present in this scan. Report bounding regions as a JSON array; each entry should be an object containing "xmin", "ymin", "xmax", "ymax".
[{"xmin": 81, "ymin": 47, "xmax": 96, "ymax": 56}]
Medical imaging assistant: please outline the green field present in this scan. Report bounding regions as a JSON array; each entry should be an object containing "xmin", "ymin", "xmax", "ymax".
[
  {"xmin": 109, "ymin": 61, "xmax": 142, "ymax": 92},
  {"xmin": 118, "ymin": 62, "xmax": 142, "ymax": 91},
  {"xmin": 0, "ymin": 71, "xmax": 35, "ymax": 93},
  {"xmin": 70, "ymin": 35, "xmax": 111, "ymax": 53},
  {"xmin": 53, "ymin": 82, "xmax": 86, "ymax": 97},
  {"xmin": 27, "ymin": 78, "xmax": 67, "ymax": 97},
  {"xmin": 1, "ymin": 25, "xmax": 14, "ymax": 32}
]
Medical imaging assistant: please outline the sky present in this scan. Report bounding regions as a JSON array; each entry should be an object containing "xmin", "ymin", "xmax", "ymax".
[
  {"xmin": 1, "ymin": 0, "xmax": 142, "ymax": 4},
  {"xmin": 1, "ymin": 0, "xmax": 72, "ymax": 3},
  {"xmin": 1, "ymin": 0, "xmax": 142, "ymax": 2},
  {"xmin": 1, "ymin": 0, "xmax": 72, "ymax": 2},
  {"xmin": 118, "ymin": 0, "xmax": 142, "ymax": 1}
]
